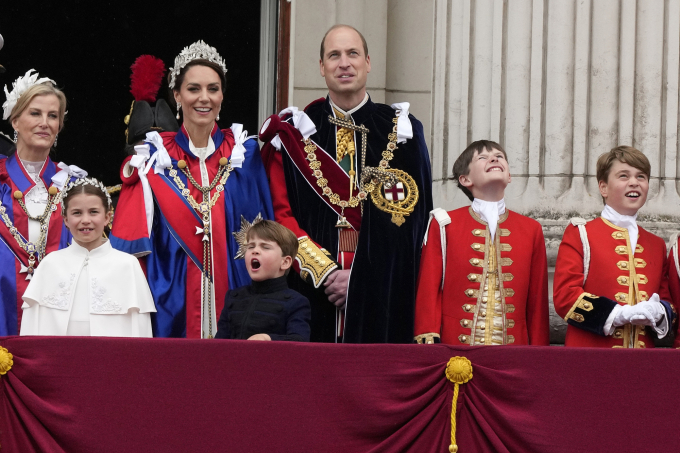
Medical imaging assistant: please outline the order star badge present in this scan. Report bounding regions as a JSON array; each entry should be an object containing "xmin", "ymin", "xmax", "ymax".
[{"xmin": 232, "ymin": 213, "xmax": 264, "ymax": 259}]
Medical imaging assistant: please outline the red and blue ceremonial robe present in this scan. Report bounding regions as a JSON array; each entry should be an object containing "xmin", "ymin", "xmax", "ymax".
[
  {"xmin": 0, "ymin": 154, "xmax": 72, "ymax": 335},
  {"xmin": 110, "ymin": 124, "xmax": 273, "ymax": 338}
]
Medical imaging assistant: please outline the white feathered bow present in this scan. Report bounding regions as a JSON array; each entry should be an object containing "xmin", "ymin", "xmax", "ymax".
[{"xmin": 2, "ymin": 69, "xmax": 56, "ymax": 120}]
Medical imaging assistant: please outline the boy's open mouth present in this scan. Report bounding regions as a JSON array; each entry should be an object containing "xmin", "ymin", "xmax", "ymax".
[
  {"xmin": 251, "ymin": 259, "xmax": 261, "ymax": 270},
  {"xmin": 625, "ymin": 191, "xmax": 640, "ymax": 198}
]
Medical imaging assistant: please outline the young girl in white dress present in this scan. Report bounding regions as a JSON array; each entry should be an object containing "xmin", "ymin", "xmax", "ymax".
[{"xmin": 20, "ymin": 178, "xmax": 156, "ymax": 337}]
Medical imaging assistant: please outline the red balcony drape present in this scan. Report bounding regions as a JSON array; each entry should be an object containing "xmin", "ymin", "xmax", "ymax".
[{"xmin": 1, "ymin": 337, "xmax": 678, "ymax": 452}]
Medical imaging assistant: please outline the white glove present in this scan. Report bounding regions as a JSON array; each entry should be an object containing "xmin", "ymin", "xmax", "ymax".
[{"xmin": 604, "ymin": 294, "xmax": 668, "ymax": 337}]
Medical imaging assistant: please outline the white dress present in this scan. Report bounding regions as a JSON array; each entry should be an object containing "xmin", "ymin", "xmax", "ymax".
[{"xmin": 20, "ymin": 240, "xmax": 156, "ymax": 337}]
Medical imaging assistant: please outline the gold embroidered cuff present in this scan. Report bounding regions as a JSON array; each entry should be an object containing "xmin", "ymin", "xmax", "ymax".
[
  {"xmin": 564, "ymin": 292, "xmax": 597, "ymax": 322},
  {"xmin": 296, "ymin": 237, "xmax": 338, "ymax": 288},
  {"xmin": 414, "ymin": 333, "xmax": 441, "ymax": 344}
]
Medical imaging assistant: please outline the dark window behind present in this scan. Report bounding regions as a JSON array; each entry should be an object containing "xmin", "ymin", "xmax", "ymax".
[{"xmin": 0, "ymin": 1, "xmax": 261, "ymax": 186}]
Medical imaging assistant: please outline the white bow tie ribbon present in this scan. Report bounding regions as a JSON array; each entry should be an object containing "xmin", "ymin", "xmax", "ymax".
[
  {"xmin": 51, "ymin": 162, "xmax": 88, "ymax": 191},
  {"xmin": 230, "ymin": 123, "xmax": 248, "ymax": 169},
  {"xmin": 390, "ymin": 102, "xmax": 413, "ymax": 144},
  {"xmin": 130, "ymin": 144, "xmax": 151, "ymax": 173},
  {"xmin": 270, "ymin": 134, "xmax": 283, "ymax": 151},
  {"xmin": 130, "ymin": 140, "xmax": 156, "ymax": 237},
  {"xmin": 278, "ymin": 106, "xmax": 317, "ymax": 140},
  {"xmin": 143, "ymin": 132, "xmax": 172, "ymax": 175}
]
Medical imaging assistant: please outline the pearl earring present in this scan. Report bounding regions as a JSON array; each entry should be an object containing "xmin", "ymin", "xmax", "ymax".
[
  {"xmin": 13, "ymin": 130, "xmax": 17, "ymax": 143},
  {"xmin": 54, "ymin": 134, "xmax": 58, "ymax": 147},
  {"xmin": 176, "ymin": 102, "xmax": 181, "ymax": 120}
]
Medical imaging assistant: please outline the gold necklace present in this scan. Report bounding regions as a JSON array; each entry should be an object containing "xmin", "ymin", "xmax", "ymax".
[
  {"xmin": 0, "ymin": 187, "xmax": 62, "ymax": 278},
  {"xmin": 167, "ymin": 157, "xmax": 232, "ymax": 338},
  {"xmin": 303, "ymin": 115, "xmax": 402, "ymax": 227}
]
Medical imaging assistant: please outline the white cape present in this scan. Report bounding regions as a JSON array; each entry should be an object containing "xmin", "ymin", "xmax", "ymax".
[{"xmin": 20, "ymin": 240, "xmax": 156, "ymax": 337}]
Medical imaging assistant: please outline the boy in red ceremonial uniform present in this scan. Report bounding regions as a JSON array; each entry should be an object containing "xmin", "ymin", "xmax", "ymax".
[
  {"xmin": 414, "ymin": 140, "xmax": 549, "ymax": 346},
  {"xmin": 553, "ymin": 146, "xmax": 678, "ymax": 348}
]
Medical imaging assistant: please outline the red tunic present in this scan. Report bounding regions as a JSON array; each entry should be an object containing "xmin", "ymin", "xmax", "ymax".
[
  {"xmin": 414, "ymin": 207, "xmax": 549, "ymax": 346},
  {"xmin": 553, "ymin": 217, "xmax": 675, "ymax": 348}
]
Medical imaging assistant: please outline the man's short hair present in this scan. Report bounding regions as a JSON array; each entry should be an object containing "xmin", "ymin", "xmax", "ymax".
[
  {"xmin": 319, "ymin": 24, "xmax": 369, "ymax": 60},
  {"xmin": 247, "ymin": 220, "xmax": 299, "ymax": 269},
  {"xmin": 596, "ymin": 145, "xmax": 651, "ymax": 183},
  {"xmin": 452, "ymin": 140, "xmax": 508, "ymax": 201}
]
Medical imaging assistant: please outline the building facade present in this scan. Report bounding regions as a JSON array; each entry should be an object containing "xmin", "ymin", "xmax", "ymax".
[{"xmin": 276, "ymin": 0, "xmax": 680, "ymax": 342}]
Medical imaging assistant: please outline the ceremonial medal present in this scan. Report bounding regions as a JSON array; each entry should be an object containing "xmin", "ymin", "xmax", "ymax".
[{"xmin": 168, "ymin": 156, "xmax": 233, "ymax": 338}]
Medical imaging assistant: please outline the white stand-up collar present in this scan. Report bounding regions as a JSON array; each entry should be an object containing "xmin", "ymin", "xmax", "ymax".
[
  {"xmin": 471, "ymin": 198, "xmax": 506, "ymax": 239},
  {"xmin": 69, "ymin": 238, "xmax": 113, "ymax": 258},
  {"xmin": 601, "ymin": 205, "xmax": 639, "ymax": 253},
  {"xmin": 329, "ymin": 93, "xmax": 369, "ymax": 119}
]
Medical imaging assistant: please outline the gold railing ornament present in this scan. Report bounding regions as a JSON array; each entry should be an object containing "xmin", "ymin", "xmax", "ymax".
[
  {"xmin": 0, "ymin": 346, "xmax": 13, "ymax": 376},
  {"xmin": 445, "ymin": 356, "xmax": 473, "ymax": 453}
]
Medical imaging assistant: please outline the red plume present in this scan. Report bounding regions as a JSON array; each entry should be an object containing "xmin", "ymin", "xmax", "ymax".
[{"xmin": 129, "ymin": 55, "xmax": 166, "ymax": 102}]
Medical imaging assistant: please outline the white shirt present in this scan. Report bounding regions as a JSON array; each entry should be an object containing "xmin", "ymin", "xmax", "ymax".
[
  {"xmin": 19, "ymin": 158, "xmax": 49, "ymax": 245},
  {"xmin": 329, "ymin": 93, "xmax": 369, "ymax": 120}
]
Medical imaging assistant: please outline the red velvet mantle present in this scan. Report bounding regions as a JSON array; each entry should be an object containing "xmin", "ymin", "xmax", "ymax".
[{"xmin": 1, "ymin": 337, "xmax": 678, "ymax": 452}]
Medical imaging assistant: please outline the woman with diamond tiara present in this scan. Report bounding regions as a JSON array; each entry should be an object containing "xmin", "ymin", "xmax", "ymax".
[
  {"xmin": 0, "ymin": 70, "xmax": 87, "ymax": 335},
  {"xmin": 20, "ymin": 178, "xmax": 155, "ymax": 337},
  {"xmin": 111, "ymin": 41, "xmax": 274, "ymax": 339}
]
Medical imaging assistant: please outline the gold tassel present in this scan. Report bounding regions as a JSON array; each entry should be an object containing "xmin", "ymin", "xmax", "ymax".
[{"xmin": 445, "ymin": 357, "xmax": 474, "ymax": 453}]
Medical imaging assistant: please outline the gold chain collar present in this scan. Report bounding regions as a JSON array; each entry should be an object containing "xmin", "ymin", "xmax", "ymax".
[
  {"xmin": 303, "ymin": 115, "xmax": 403, "ymax": 226},
  {"xmin": 0, "ymin": 187, "xmax": 62, "ymax": 277},
  {"xmin": 166, "ymin": 156, "xmax": 233, "ymax": 339}
]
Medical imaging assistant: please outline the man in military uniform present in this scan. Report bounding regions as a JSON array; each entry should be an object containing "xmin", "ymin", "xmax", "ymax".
[{"xmin": 259, "ymin": 25, "xmax": 432, "ymax": 343}]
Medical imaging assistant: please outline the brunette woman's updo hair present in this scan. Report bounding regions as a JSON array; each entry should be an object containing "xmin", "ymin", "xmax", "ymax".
[{"xmin": 169, "ymin": 59, "xmax": 226, "ymax": 104}]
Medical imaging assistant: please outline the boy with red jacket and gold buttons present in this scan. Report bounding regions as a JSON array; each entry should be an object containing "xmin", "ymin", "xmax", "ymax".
[
  {"xmin": 414, "ymin": 140, "xmax": 550, "ymax": 346},
  {"xmin": 553, "ymin": 146, "xmax": 677, "ymax": 348}
]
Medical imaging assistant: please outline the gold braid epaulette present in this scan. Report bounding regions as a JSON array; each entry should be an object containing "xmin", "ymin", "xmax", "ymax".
[
  {"xmin": 297, "ymin": 237, "xmax": 338, "ymax": 288},
  {"xmin": 414, "ymin": 333, "xmax": 441, "ymax": 344}
]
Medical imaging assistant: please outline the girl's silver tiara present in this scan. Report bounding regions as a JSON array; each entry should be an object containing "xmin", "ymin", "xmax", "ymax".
[{"xmin": 61, "ymin": 177, "xmax": 112, "ymax": 214}]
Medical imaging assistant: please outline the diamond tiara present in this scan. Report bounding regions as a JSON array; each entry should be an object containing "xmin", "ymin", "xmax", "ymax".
[
  {"xmin": 168, "ymin": 40, "xmax": 227, "ymax": 90},
  {"xmin": 2, "ymin": 69, "xmax": 56, "ymax": 120},
  {"xmin": 61, "ymin": 177, "xmax": 112, "ymax": 215}
]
